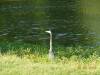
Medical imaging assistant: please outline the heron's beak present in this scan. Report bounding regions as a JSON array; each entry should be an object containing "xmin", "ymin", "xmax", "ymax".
[{"xmin": 45, "ymin": 31, "xmax": 51, "ymax": 34}]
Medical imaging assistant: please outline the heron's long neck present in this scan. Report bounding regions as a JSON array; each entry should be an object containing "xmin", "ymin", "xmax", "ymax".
[{"xmin": 49, "ymin": 33, "xmax": 52, "ymax": 52}]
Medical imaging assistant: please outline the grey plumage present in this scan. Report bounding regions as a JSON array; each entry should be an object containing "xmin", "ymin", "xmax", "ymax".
[
  {"xmin": 48, "ymin": 50, "xmax": 54, "ymax": 60},
  {"xmin": 45, "ymin": 30, "xmax": 55, "ymax": 60}
]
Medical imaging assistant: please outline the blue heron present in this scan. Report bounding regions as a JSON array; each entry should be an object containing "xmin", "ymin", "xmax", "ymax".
[{"xmin": 45, "ymin": 30, "xmax": 54, "ymax": 60}]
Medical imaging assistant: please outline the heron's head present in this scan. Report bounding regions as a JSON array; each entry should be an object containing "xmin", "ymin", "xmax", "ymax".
[{"xmin": 45, "ymin": 30, "xmax": 51, "ymax": 34}]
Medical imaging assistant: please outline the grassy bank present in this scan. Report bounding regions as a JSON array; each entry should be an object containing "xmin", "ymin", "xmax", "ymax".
[
  {"xmin": 0, "ymin": 42, "xmax": 99, "ymax": 58},
  {"xmin": 0, "ymin": 55, "xmax": 100, "ymax": 75},
  {"xmin": 0, "ymin": 42, "xmax": 100, "ymax": 75}
]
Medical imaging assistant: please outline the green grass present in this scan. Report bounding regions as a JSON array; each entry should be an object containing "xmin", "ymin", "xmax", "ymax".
[
  {"xmin": 0, "ymin": 41, "xmax": 99, "ymax": 58},
  {"xmin": 0, "ymin": 55, "xmax": 100, "ymax": 75},
  {"xmin": 0, "ymin": 42, "xmax": 100, "ymax": 75}
]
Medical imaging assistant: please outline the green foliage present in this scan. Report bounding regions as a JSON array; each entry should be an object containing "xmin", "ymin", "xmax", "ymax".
[{"xmin": 0, "ymin": 42, "xmax": 99, "ymax": 58}]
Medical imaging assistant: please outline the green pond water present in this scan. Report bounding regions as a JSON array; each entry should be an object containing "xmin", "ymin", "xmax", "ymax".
[{"xmin": 0, "ymin": 0, "xmax": 99, "ymax": 46}]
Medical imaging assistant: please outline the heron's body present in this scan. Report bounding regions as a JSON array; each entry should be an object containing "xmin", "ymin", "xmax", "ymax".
[{"xmin": 48, "ymin": 50, "xmax": 54, "ymax": 60}]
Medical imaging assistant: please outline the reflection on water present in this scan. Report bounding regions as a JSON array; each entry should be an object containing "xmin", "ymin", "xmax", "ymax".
[{"xmin": 0, "ymin": 1, "xmax": 99, "ymax": 46}]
